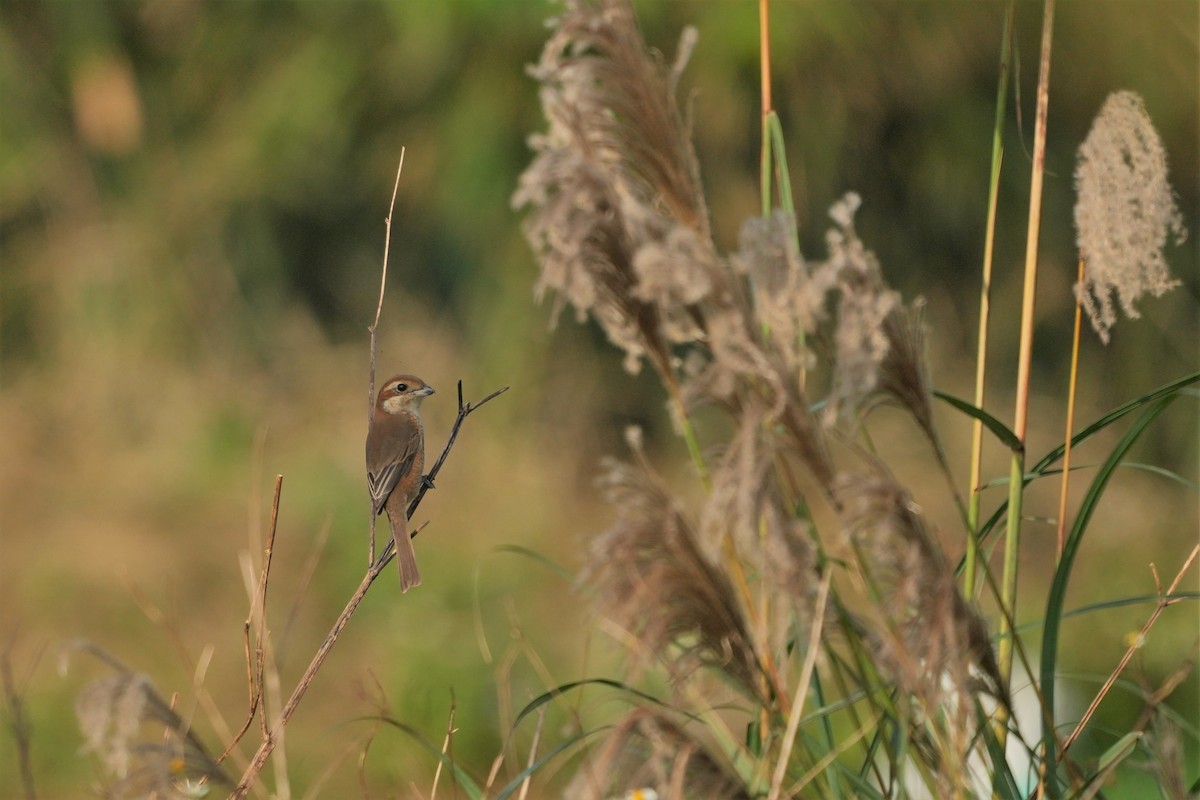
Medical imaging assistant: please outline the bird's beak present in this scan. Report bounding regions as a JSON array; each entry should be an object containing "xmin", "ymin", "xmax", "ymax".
[{"xmin": 420, "ymin": 385, "xmax": 436, "ymax": 397}]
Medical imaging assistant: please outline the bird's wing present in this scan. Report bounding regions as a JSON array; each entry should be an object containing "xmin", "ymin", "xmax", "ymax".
[{"xmin": 364, "ymin": 441, "xmax": 422, "ymax": 515}]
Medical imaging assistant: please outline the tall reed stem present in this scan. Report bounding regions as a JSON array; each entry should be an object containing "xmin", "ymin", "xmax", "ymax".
[
  {"xmin": 965, "ymin": 4, "xmax": 1014, "ymax": 599},
  {"xmin": 997, "ymin": 0, "xmax": 1056, "ymax": 751}
]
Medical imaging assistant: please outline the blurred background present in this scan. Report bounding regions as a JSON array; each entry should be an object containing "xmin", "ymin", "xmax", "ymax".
[{"xmin": 1, "ymin": 1, "xmax": 1196, "ymax": 795}]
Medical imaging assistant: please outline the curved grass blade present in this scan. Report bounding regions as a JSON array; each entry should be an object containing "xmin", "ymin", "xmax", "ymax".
[
  {"xmin": 512, "ymin": 677, "xmax": 696, "ymax": 731},
  {"xmin": 975, "ymin": 370, "xmax": 1200, "ymax": 544},
  {"xmin": 1119, "ymin": 462, "xmax": 1199, "ymax": 493},
  {"xmin": 1030, "ymin": 371, "xmax": 1199, "ymax": 478},
  {"xmin": 473, "ymin": 544, "xmax": 575, "ymax": 663},
  {"xmin": 1012, "ymin": 591, "xmax": 1200, "ymax": 634},
  {"xmin": 488, "ymin": 544, "xmax": 575, "ymax": 582},
  {"xmin": 372, "ymin": 717, "xmax": 484, "ymax": 800},
  {"xmin": 491, "ymin": 728, "xmax": 606, "ymax": 800},
  {"xmin": 935, "ymin": 390, "xmax": 1023, "ymax": 452},
  {"xmin": 1039, "ymin": 395, "xmax": 1177, "ymax": 797}
]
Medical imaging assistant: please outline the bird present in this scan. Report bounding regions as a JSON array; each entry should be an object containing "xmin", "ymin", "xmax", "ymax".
[{"xmin": 366, "ymin": 374, "xmax": 435, "ymax": 591}]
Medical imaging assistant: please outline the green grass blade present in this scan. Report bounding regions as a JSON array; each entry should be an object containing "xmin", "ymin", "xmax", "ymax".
[
  {"xmin": 1028, "ymin": 370, "xmax": 1200, "ymax": 477},
  {"xmin": 1039, "ymin": 395, "xmax": 1177, "ymax": 797},
  {"xmin": 767, "ymin": 112, "xmax": 797, "ymax": 222},
  {"xmin": 975, "ymin": 370, "xmax": 1200, "ymax": 544},
  {"xmin": 491, "ymin": 728, "xmax": 606, "ymax": 800},
  {"xmin": 372, "ymin": 717, "xmax": 485, "ymax": 799},
  {"xmin": 935, "ymin": 390, "xmax": 1023, "ymax": 451},
  {"xmin": 511, "ymin": 677, "xmax": 692, "ymax": 730},
  {"xmin": 979, "ymin": 708, "xmax": 1022, "ymax": 800}
]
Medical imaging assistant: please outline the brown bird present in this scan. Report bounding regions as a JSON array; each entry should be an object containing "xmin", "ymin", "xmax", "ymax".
[{"xmin": 366, "ymin": 374, "xmax": 435, "ymax": 591}]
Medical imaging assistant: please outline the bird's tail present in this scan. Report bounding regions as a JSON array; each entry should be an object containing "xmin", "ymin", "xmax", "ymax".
[{"xmin": 388, "ymin": 512, "xmax": 422, "ymax": 592}]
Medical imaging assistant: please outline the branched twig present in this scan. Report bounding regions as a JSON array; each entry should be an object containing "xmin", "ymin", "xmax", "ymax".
[
  {"xmin": 221, "ymin": 475, "xmax": 284, "ymax": 762},
  {"xmin": 256, "ymin": 476, "xmax": 283, "ymax": 740},
  {"xmin": 1131, "ymin": 654, "xmax": 1195, "ymax": 733},
  {"xmin": 229, "ymin": 383, "xmax": 507, "ymax": 799},
  {"xmin": 230, "ymin": 562, "xmax": 384, "ymax": 798},
  {"xmin": 1061, "ymin": 544, "xmax": 1199, "ymax": 753}
]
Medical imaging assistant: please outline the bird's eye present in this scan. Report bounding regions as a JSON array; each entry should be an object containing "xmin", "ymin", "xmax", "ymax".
[{"xmin": 395, "ymin": 383, "xmax": 408, "ymax": 392}]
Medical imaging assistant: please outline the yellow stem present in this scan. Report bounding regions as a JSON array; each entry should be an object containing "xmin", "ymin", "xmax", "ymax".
[{"xmin": 1055, "ymin": 255, "xmax": 1084, "ymax": 560}]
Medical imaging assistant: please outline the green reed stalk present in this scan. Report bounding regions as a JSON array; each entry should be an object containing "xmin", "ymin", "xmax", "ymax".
[{"xmin": 965, "ymin": 3, "xmax": 1014, "ymax": 599}]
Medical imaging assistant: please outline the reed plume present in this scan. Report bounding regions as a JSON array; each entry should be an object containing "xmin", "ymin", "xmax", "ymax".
[{"xmin": 1074, "ymin": 90, "xmax": 1187, "ymax": 343}]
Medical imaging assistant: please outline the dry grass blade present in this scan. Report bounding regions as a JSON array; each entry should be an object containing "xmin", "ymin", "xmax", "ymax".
[{"xmin": 564, "ymin": 708, "xmax": 749, "ymax": 800}]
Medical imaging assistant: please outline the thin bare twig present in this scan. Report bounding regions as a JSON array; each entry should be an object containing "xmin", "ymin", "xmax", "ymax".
[
  {"xmin": 257, "ymin": 477, "xmax": 284, "ymax": 737},
  {"xmin": 1132, "ymin": 655, "xmax": 1195, "ymax": 733},
  {"xmin": 221, "ymin": 475, "xmax": 284, "ymax": 761},
  {"xmin": 368, "ymin": 149, "xmax": 407, "ymax": 565},
  {"xmin": 1, "ymin": 642, "xmax": 39, "ymax": 800},
  {"xmin": 229, "ymin": 384, "xmax": 507, "ymax": 799},
  {"xmin": 230, "ymin": 561, "xmax": 384, "ymax": 799}
]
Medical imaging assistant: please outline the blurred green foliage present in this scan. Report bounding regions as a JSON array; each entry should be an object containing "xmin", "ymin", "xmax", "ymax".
[{"xmin": 1, "ymin": 1, "xmax": 1195, "ymax": 797}]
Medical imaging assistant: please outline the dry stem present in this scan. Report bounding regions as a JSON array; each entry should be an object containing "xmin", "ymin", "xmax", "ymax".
[{"xmin": 222, "ymin": 475, "xmax": 284, "ymax": 762}]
